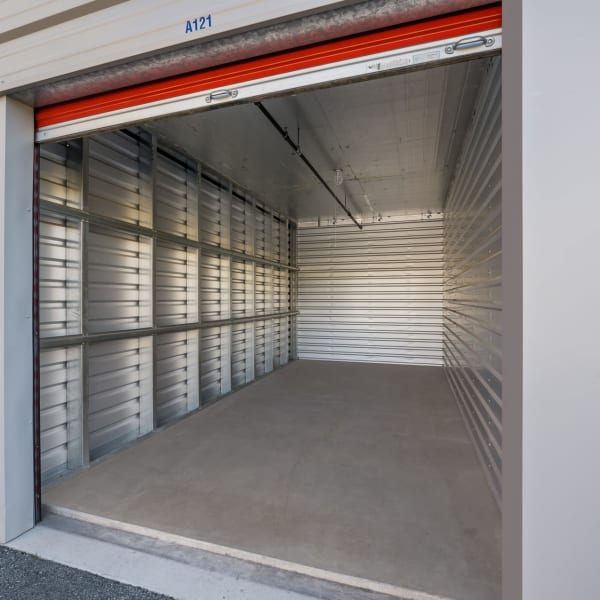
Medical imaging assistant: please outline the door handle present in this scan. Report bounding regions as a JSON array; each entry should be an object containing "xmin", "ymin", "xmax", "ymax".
[{"xmin": 445, "ymin": 36, "xmax": 495, "ymax": 54}]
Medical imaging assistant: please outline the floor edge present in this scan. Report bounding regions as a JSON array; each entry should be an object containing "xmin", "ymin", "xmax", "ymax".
[{"xmin": 44, "ymin": 503, "xmax": 457, "ymax": 600}]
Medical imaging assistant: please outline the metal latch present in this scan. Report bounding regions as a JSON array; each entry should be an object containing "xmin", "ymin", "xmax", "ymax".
[
  {"xmin": 445, "ymin": 36, "xmax": 495, "ymax": 54},
  {"xmin": 206, "ymin": 89, "xmax": 239, "ymax": 104}
]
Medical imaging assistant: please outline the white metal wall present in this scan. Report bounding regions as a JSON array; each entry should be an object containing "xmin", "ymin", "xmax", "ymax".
[
  {"xmin": 297, "ymin": 218, "xmax": 444, "ymax": 365},
  {"xmin": 443, "ymin": 57, "xmax": 501, "ymax": 503},
  {"xmin": 38, "ymin": 128, "xmax": 296, "ymax": 483},
  {"xmin": 0, "ymin": 0, "xmax": 346, "ymax": 94}
]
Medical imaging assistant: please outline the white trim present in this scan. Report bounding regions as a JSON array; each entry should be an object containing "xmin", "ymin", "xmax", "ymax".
[
  {"xmin": 0, "ymin": 96, "xmax": 35, "ymax": 543},
  {"xmin": 45, "ymin": 503, "xmax": 458, "ymax": 600},
  {"xmin": 36, "ymin": 30, "xmax": 501, "ymax": 142}
]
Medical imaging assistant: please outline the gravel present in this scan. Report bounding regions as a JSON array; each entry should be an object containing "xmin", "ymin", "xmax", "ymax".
[{"xmin": 0, "ymin": 545, "xmax": 173, "ymax": 599}]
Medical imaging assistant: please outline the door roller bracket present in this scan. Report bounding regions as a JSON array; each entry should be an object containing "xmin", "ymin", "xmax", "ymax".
[
  {"xmin": 206, "ymin": 89, "xmax": 239, "ymax": 104},
  {"xmin": 445, "ymin": 36, "xmax": 495, "ymax": 54}
]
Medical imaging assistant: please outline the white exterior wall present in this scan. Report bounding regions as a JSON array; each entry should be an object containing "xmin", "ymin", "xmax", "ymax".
[
  {"xmin": 0, "ymin": 97, "xmax": 34, "ymax": 543},
  {"xmin": 503, "ymin": 2, "xmax": 600, "ymax": 599},
  {"xmin": 0, "ymin": 0, "xmax": 346, "ymax": 93}
]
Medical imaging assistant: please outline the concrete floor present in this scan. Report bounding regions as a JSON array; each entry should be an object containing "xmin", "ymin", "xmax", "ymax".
[{"xmin": 44, "ymin": 360, "xmax": 501, "ymax": 600}]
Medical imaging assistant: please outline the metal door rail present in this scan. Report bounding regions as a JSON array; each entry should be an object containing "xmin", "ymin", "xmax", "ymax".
[
  {"xmin": 40, "ymin": 201, "xmax": 298, "ymax": 272},
  {"xmin": 39, "ymin": 311, "xmax": 298, "ymax": 350}
]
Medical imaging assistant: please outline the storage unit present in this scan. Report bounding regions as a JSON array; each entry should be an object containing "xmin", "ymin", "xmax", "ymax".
[
  {"xmin": 4, "ymin": 3, "xmax": 599, "ymax": 600},
  {"xmin": 33, "ymin": 39, "xmax": 504, "ymax": 600},
  {"xmin": 37, "ymin": 51, "xmax": 502, "ymax": 468}
]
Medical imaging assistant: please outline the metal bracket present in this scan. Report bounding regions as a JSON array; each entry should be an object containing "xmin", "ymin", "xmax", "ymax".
[{"xmin": 205, "ymin": 89, "xmax": 239, "ymax": 104}]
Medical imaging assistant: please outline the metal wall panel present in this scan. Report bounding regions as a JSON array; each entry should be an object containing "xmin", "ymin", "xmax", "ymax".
[
  {"xmin": 155, "ymin": 151, "xmax": 198, "ymax": 240},
  {"xmin": 87, "ymin": 130, "xmax": 152, "ymax": 227},
  {"xmin": 87, "ymin": 337, "xmax": 154, "ymax": 461},
  {"xmin": 39, "ymin": 141, "xmax": 82, "ymax": 209},
  {"xmin": 201, "ymin": 253, "xmax": 230, "ymax": 322},
  {"xmin": 443, "ymin": 57, "xmax": 501, "ymax": 503},
  {"xmin": 273, "ymin": 268, "xmax": 291, "ymax": 368},
  {"xmin": 297, "ymin": 219, "xmax": 444, "ymax": 365},
  {"xmin": 231, "ymin": 323, "xmax": 254, "ymax": 389},
  {"xmin": 87, "ymin": 226, "xmax": 153, "ymax": 333},
  {"xmin": 231, "ymin": 259, "xmax": 253, "ymax": 319},
  {"xmin": 200, "ymin": 177, "xmax": 231, "ymax": 249},
  {"xmin": 255, "ymin": 209, "xmax": 267, "ymax": 259},
  {"xmin": 155, "ymin": 242, "xmax": 198, "ymax": 326},
  {"xmin": 156, "ymin": 331, "xmax": 199, "ymax": 427},
  {"xmin": 38, "ymin": 127, "xmax": 296, "ymax": 483},
  {"xmin": 201, "ymin": 326, "xmax": 230, "ymax": 403},
  {"xmin": 231, "ymin": 194, "xmax": 254, "ymax": 255},
  {"xmin": 255, "ymin": 320, "xmax": 267, "ymax": 377},
  {"xmin": 39, "ymin": 216, "xmax": 81, "ymax": 338},
  {"xmin": 39, "ymin": 347, "xmax": 82, "ymax": 481},
  {"xmin": 255, "ymin": 264, "xmax": 267, "ymax": 316}
]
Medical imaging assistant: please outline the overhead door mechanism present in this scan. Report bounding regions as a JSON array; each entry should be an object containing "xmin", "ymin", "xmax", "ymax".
[{"xmin": 34, "ymin": 5, "xmax": 501, "ymax": 142}]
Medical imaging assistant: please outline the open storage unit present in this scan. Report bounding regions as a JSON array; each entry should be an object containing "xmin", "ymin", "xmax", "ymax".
[
  {"xmin": 5, "ymin": 3, "xmax": 600, "ymax": 600},
  {"xmin": 40, "ymin": 64, "xmax": 501, "ymax": 600},
  {"xmin": 32, "ymin": 6, "xmax": 502, "ymax": 600}
]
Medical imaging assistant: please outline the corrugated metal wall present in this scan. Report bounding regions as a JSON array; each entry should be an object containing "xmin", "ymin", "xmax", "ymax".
[
  {"xmin": 443, "ymin": 57, "xmax": 502, "ymax": 503},
  {"xmin": 297, "ymin": 219, "xmax": 444, "ymax": 365},
  {"xmin": 38, "ymin": 129, "xmax": 296, "ymax": 483}
]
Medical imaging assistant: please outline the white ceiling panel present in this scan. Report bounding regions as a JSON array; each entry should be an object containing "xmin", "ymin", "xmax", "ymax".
[{"xmin": 147, "ymin": 57, "xmax": 490, "ymax": 222}]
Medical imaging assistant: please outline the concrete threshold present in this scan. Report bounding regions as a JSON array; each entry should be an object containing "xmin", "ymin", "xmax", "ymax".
[{"xmin": 13, "ymin": 510, "xmax": 451, "ymax": 600}]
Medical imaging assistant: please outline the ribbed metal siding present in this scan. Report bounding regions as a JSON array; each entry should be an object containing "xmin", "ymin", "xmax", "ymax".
[
  {"xmin": 39, "ymin": 216, "xmax": 81, "ymax": 338},
  {"xmin": 154, "ymin": 152, "xmax": 198, "ymax": 239},
  {"xmin": 443, "ymin": 57, "xmax": 502, "ymax": 503},
  {"xmin": 155, "ymin": 242, "xmax": 198, "ymax": 326},
  {"xmin": 39, "ymin": 143, "xmax": 82, "ymax": 340},
  {"xmin": 231, "ymin": 260, "xmax": 253, "ymax": 319},
  {"xmin": 39, "ymin": 141, "xmax": 82, "ymax": 209},
  {"xmin": 39, "ymin": 142, "xmax": 84, "ymax": 479},
  {"xmin": 87, "ymin": 131, "xmax": 153, "ymax": 227},
  {"xmin": 38, "ymin": 127, "xmax": 296, "ymax": 483},
  {"xmin": 273, "ymin": 268, "xmax": 290, "ymax": 368},
  {"xmin": 87, "ymin": 337, "xmax": 153, "ymax": 460},
  {"xmin": 200, "ymin": 253, "xmax": 230, "ymax": 322},
  {"xmin": 297, "ymin": 220, "xmax": 444, "ymax": 365},
  {"xmin": 39, "ymin": 347, "xmax": 82, "ymax": 480},
  {"xmin": 231, "ymin": 323, "xmax": 254, "ymax": 389},
  {"xmin": 87, "ymin": 227, "xmax": 152, "ymax": 333},
  {"xmin": 231, "ymin": 195, "xmax": 253, "ymax": 255},
  {"xmin": 156, "ymin": 331, "xmax": 199, "ymax": 427},
  {"xmin": 200, "ymin": 177, "xmax": 230, "ymax": 248},
  {"xmin": 201, "ymin": 326, "xmax": 231, "ymax": 403}
]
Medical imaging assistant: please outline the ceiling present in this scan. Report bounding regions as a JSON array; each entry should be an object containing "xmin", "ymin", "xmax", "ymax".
[{"xmin": 147, "ymin": 57, "xmax": 490, "ymax": 223}]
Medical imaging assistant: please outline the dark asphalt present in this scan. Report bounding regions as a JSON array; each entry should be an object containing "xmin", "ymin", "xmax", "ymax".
[{"xmin": 0, "ymin": 546, "xmax": 173, "ymax": 599}]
